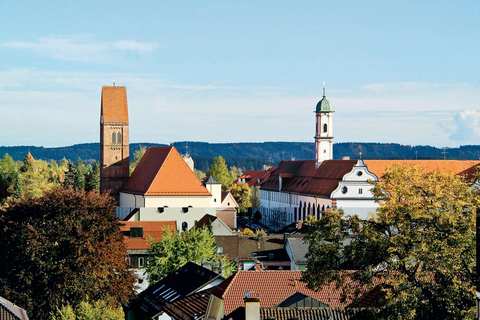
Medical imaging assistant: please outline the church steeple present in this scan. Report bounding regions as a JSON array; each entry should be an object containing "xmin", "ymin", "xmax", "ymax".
[
  {"xmin": 314, "ymin": 83, "xmax": 334, "ymax": 167},
  {"xmin": 100, "ymin": 85, "xmax": 130, "ymax": 200}
]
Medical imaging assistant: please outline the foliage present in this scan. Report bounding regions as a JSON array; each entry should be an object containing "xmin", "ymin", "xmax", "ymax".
[
  {"xmin": 301, "ymin": 165, "xmax": 477, "ymax": 319},
  {"xmin": 129, "ymin": 147, "xmax": 146, "ymax": 174},
  {"xmin": 194, "ymin": 168, "xmax": 206, "ymax": 181},
  {"xmin": 84, "ymin": 162, "xmax": 100, "ymax": 193},
  {"xmin": 229, "ymin": 182, "xmax": 252, "ymax": 208},
  {"xmin": 229, "ymin": 166, "xmax": 243, "ymax": 178},
  {"xmin": 52, "ymin": 300, "xmax": 124, "ymax": 320},
  {"xmin": 207, "ymin": 156, "xmax": 236, "ymax": 191},
  {"xmin": 19, "ymin": 157, "xmax": 62, "ymax": 199},
  {"xmin": 0, "ymin": 188, "xmax": 136, "ymax": 319},
  {"xmin": 146, "ymin": 227, "xmax": 235, "ymax": 282},
  {"xmin": 0, "ymin": 153, "xmax": 21, "ymax": 203},
  {"xmin": 240, "ymin": 228, "xmax": 255, "ymax": 236}
]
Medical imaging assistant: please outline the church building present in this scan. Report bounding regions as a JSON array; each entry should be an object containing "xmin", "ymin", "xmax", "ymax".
[
  {"xmin": 99, "ymin": 86, "xmax": 237, "ymax": 230},
  {"xmin": 259, "ymin": 86, "xmax": 480, "ymax": 230}
]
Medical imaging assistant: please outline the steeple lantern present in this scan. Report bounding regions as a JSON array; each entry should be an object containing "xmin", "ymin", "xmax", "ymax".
[{"xmin": 314, "ymin": 83, "xmax": 334, "ymax": 167}]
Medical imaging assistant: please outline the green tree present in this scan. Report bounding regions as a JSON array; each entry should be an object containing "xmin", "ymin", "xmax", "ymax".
[
  {"xmin": 85, "ymin": 162, "xmax": 100, "ymax": 193},
  {"xmin": 0, "ymin": 188, "xmax": 136, "ymax": 319},
  {"xmin": 52, "ymin": 300, "xmax": 124, "ymax": 320},
  {"xmin": 146, "ymin": 227, "xmax": 235, "ymax": 282},
  {"xmin": 194, "ymin": 168, "xmax": 206, "ymax": 181},
  {"xmin": 130, "ymin": 147, "xmax": 146, "ymax": 174},
  {"xmin": 229, "ymin": 182, "xmax": 252, "ymax": 209},
  {"xmin": 229, "ymin": 166, "xmax": 244, "ymax": 178},
  {"xmin": 19, "ymin": 158, "xmax": 59, "ymax": 199},
  {"xmin": 301, "ymin": 165, "xmax": 477, "ymax": 319},
  {"xmin": 0, "ymin": 153, "xmax": 21, "ymax": 203},
  {"xmin": 207, "ymin": 156, "xmax": 236, "ymax": 191}
]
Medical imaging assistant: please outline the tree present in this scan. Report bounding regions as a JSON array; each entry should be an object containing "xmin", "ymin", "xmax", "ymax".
[
  {"xmin": 130, "ymin": 147, "xmax": 146, "ymax": 174},
  {"xmin": 52, "ymin": 300, "xmax": 124, "ymax": 320},
  {"xmin": 145, "ymin": 227, "xmax": 235, "ymax": 282},
  {"xmin": 301, "ymin": 165, "xmax": 477, "ymax": 319},
  {"xmin": 194, "ymin": 168, "xmax": 206, "ymax": 181},
  {"xmin": 85, "ymin": 162, "xmax": 100, "ymax": 193},
  {"xmin": 229, "ymin": 182, "xmax": 252, "ymax": 209},
  {"xmin": 0, "ymin": 188, "xmax": 136, "ymax": 319},
  {"xmin": 207, "ymin": 156, "xmax": 236, "ymax": 191},
  {"xmin": 0, "ymin": 153, "xmax": 21, "ymax": 203},
  {"xmin": 20, "ymin": 158, "xmax": 59, "ymax": 199},
  {"xmin": 229, "ymin": 166, "xmax": 243, "ymax": 178}
]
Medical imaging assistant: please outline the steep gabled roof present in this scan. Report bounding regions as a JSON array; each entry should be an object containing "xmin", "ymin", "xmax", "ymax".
[
  {"xmin": 261, "ymin": 160, "xmax": 356, "ymax": 197},
  {"xmin": 121, "ymin": 146, "xmax": 211, "ymax": 196},
  {"xmin": 217, "ymin": 270, "xmax": 384, "ymax": 314},
  {"xmin": 135, "ymin": 262, "xmax": 222, "ymax": 318},
  {"xmin": 237, "ymin": 168, "xmax": 276, "ymax": 187},
  {"xmin": 101, "ymin": 86, "xmax": 128, "ymax": 123},
  {"xmin": 364, "ymin": 160, "xmax": 480, "ymax": 181},
  {"xmin": 119, "ymin": 221, "xmax": 177, "ymax": 250}
]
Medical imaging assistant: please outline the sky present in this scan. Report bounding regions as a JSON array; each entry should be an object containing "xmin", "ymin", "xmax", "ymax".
[{"xmin": 0, "ymin": 1, "xmax": 479, "ymax": 148}]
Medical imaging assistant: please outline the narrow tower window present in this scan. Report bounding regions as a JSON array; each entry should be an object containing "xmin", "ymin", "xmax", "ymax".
[
  {"xmin": 112, "ymin": 132, "xmax": 116, "ymax": 144},
  {"xmin": 323, "ymin": 123, "xmax": 328, "ymax": 133},
  {"xmin": 117, "ymin": 132, "xmax": 122, "ymax": 144}
]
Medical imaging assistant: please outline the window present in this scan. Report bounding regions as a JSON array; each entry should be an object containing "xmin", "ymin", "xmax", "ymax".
[
  {"xmin": 117, "ymin": 132, "xmax": 122, "ymax": 144},
  {"xmin": 182, "ymin": 221, "xmax": 188, "ymax": 232},
  {"xmin": 323, "ymin": 123, "xmax": 328, "ymax": 133},
  {"xmin": 357, "ymin": 171, "xmax": 363, "ymax": 176},
  {"xmin": 359, "ymin": 188, "xmax": 363, "ymax": 194},
  {"xmin": 341, "ymin": 186, "xmax": 348, "ymax": 194},
  {"xmin": 112, "ymin": 132, "xmax": 116, "ymax": 143},
  {"xmin": 138, "ymin": 257, "xmax": 144, "ymax": 267}
]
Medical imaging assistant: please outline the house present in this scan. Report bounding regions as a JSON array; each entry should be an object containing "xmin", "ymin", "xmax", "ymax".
[
  {"xmin": 117, "ymin": 146, "xmax": 237, "ymax": 229},
  {"xmin": 0, "ymin": 296, "xmax": 29, "ymax": 320},
  {"xmin": 126, "ymin": 262, "xmax": 224, "ymax": 320},
  {"xmin": 284, "ymin": 237, "xmax": 308, "ymax": 271},
  {"xmin": 197, "ymin": 214, "xmax": 235, "ymax": 236},
  {"xmin": 204, "ymin": 270, "xmax": 385, "ymax": 320},
  {"xmin": 214, "ymin": 234, "xmax": 290, "ymax": 270},
  {"xmin": 236, "ymin": 168, "xmax": 275, "ymax": 207},
  {"xmin": 119, "ymin": 220, "xmax": 177, "ymax": 292}
]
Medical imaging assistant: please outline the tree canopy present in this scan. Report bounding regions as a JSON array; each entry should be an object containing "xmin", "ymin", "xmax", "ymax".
[
  {"xmin": 145, "ymin": 226, "xmax": 235, "ymax": 283},
  {"xmin": 302, "ymin": 165, "xmax": 477, "ymax": 319},
  {"xmin": 229, "ymin": 182, "xmax": 252, "ymax": 209},
  {"xmin": 207, "ymin": 156, "xmax": 236, "ymax": 191},
  {"xmin": 0, "ymin": 188, "xmax": 136, "ymax": 319}
]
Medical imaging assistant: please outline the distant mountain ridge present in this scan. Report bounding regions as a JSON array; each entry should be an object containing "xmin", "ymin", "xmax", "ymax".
[{"xmin": 1, "ymin": 142, "xmax": 479, "ymax": 172}]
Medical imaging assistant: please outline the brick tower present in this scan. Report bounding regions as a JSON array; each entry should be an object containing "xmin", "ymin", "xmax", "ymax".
[{"xmin": 100, "ymin": 86, "xmax": 129, "ymax": 199}]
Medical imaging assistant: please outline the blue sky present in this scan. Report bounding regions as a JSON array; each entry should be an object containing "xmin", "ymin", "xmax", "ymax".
[{"xmin": 0, "ymin": 1, "xmax": 479, "ymax": 148}]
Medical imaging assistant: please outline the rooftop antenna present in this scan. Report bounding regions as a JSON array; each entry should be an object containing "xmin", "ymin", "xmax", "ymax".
[{"xmin": 113, "ymin": 80, "xmax": 116, "ymax": 86}]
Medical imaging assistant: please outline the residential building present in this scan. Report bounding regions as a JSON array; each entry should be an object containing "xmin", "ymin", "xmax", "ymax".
[{"xmin": 236, "ymin": 168, "xmax": 275, "ymax": 207}]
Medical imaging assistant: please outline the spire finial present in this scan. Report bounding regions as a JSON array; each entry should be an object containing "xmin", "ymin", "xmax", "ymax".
[
  {"xmin": 323, "ymin": 81, "xmax": 326, "ymax": 97},
  {"xmin": 359, "ymin": 152, "xmax": 362, "ymax": 160}
]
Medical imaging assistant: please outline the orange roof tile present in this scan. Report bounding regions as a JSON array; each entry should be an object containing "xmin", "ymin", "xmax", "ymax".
[
  {"xmin": 101, "ymin": 86, "xmax": 128, "ymax": 123},
  {"xmin": 220, "ymin": 270, "xmax": 384, "ymax": 313},
  {"xmin": 121, "ymin": 146, "xmax": 212, "ymax": 196},
  {"xmin": 119, "ymin": 220, "xmax": 176, "ymax": 250},
  {"xmin": 363, "ymin": 160, "xmax": 480, "ymax": 180}
]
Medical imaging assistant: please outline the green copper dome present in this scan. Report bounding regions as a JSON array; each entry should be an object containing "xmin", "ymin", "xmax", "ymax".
[{"xmin": 315, "ymin": 86, "xmax": 333, "ymax": 113}]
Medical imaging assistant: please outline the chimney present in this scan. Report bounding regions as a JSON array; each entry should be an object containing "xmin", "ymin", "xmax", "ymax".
[
  {"xmin": 244, "ymin": 295, "xmax": 260, "ymax": 320},
  {"xmin": 255, "ymin": 261, "xmax": 262, "ymax": 271}
]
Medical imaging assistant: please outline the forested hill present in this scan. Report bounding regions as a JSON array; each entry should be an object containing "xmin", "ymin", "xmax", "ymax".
[{"xmin": 1, "ymin": 142, "xmax": 479, "ymax": 172}]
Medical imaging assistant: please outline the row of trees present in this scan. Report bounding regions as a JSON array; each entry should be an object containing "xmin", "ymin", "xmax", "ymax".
[{"xmin": 0, "ymin": 153, "xmax": 100, "ymax": 205}]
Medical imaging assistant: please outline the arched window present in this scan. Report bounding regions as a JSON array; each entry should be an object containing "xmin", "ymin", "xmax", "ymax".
[
  {"xmin": 117, "ymin": 132, "xmax": 122, "ymax": 144},
  {"xmin": 182, "ymin": 221, "xmax": 188, "ymax": 232},
  {"xmin": 112, "ymin": 132, "xmax": 116, "ymax": 144},
  {"xmin": 323, "ymin": 123, "xmax": 328, "ymax": 133}
]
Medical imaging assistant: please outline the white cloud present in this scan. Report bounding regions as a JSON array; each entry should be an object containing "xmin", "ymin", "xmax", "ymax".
[
  {"xmin": 448, "ymin": 110, "xmax": 480, "ymax": 142},
  {"xmin": 2, "ymin": 37, "xmax": 159, "ymax": 63}
]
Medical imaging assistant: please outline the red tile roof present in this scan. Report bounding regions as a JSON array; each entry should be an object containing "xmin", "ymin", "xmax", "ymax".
[
  {"xmin": 218, "ymin": 270, "xmax": 382, "ymax": 314},
  {"xmin": 261, "ymin": 160, "xmax": 356, "ymax": 197},
  {"xmin": 364, "ymin": 160, "xmax": 480, "ymax": 181},
  {"xmin": 162, "ymin": 290, "xmax": 212, "ymax": 320},
  {"xmin": 237, "ymin": 168, "xmax": 276, "ymax": 187},
  {"xmin": 119, "ymin": 221, "xmax": 176, "ymax": 250},
  {"xmin": 121, "ymin": 146, "xmax": 212, "ymax": 196},
  {"xmin": 101, "ymin": 86, "xmax": 128, "ymax": 123}
]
